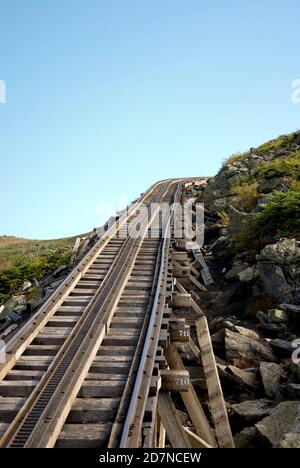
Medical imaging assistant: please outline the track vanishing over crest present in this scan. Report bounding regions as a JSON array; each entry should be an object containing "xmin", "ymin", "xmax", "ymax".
[{"xmin": 0, "ymin": 177, "xmax": 234, "ymax": 449}]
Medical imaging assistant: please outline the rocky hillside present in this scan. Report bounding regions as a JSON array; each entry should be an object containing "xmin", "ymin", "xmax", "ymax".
[
  {"xmin": 0, "ymin": 232, "xmax": 97, "ymax": 334},
  {"xmin": 183, "ymin": 130, "xmax": 300, "ymax": 448}
]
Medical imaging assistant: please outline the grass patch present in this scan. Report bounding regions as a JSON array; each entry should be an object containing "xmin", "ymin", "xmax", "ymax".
[
  {"xmin": 223, "ymin": 152, "xmax": 248, "ymax": 167},
  {"xmin": 231, "ymin": 182, "xmax": 260, "ymax": 212},
  {"xmin": 0, "ymin": 237, "xmax": 76, "ymax": 304},
  {"xmin": 257, "ymin": 134, "xmax": 295, "ymax": 153},
  {"xmin": 250, "ymin": 151, "xmax": 300, "ymax": 182}
]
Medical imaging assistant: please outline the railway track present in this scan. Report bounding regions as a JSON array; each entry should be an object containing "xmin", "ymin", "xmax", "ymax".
[{"xmin": 0, "ymin": 178, "xmax": 234, "ymax": 449}]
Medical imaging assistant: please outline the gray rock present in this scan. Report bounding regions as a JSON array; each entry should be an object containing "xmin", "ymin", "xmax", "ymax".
[
  {"xmin": 231, "ymin": 399, "xmax": 273, "ymax": 424},
  {"xmin": 256, "ymin": 239, "xmax": 300, "ymax": 303},
  {"xmin": 259, "ymin": 362, "xmax": 283, "ymax": 397},
  {"xmin": 259, "ymin": 238, "xmax": 300, "ymax": 266},
  {"xmin": 225, "ymin": 329, "xmax": 276, "ymax": 363},
  {"xmin": 238, "ymin": 266, "xmax": 259, "ymax": 283},
  {"xmin": 225, "ymin": 262, "xmax": 249, "ymax": 280},
  {"xmin": 234, "ymin": 427, "xmax": 260, "ymax": 448},
  {"xmin": 270, "ymin": 339, "xmax": 294, "ymax": 354},
  {"xmin": 279, "ymin": 433, "xmax": 300, "ymax": 448},
  {"xmin": 267, "ymin": 309, "xmax": 288, "ymax": 323},
  {"xmin": 255, "ymin": 401, "xmax": 300, "ymax": 447},
  {"xmin": 280, "ymin": 304, "xmax": 300, "ymax": 314},
  {"xmin": 227, "ymin": 365, "xmax": 258, "ymax": 390},
  {"xmin": 224, "ymin": 322, "xmax": 259, "ymax": 340},
  {"xmin": 284, "ymin": 383, "xmax": 300, "ymax": 400}
]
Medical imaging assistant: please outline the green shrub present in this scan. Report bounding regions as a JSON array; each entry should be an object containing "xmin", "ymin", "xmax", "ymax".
[
  {"xmin": 257, "ymin": 134, "xmax": 295, "ymax": 153},
  {"xmin": 231, "ymin": 182, "xmax": 259, "ymax": 212},
  {"xmin": 223, "ymin": 152, "xmax": 248, "ymax": 167},
  {"xmin": 254, "ymin": 190, "xmax": 300, "ymax": 236},
  {"xmin": 250, "ymin": 151, "xmax": 300, "ymax": 181}
]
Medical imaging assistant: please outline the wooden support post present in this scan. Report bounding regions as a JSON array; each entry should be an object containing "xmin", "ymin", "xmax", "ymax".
[
  {"xmin": 173, "ymin": 263, "xmax": 190, "ymax": 279},
  {"xmin": 189, "ymin": 274, "xmax": 207, "ymax": 292},
  {"xmin": 157, "ymin": 416, "xmax": 166, "ymax": 448},
  {"xmin": 161, "ymin": 370, "xmax": 190, "ymax": 392},
  {"xmin": 196, "ymin": 316, "xmax": 234, "ymax": 448},
  {"xmin": 172, "ymin": 252, "xmax": 188, "ymax": 262},
  {"xmin": 176, "ymin": 281, "xmax": 204, "ymax": 317},
  {"xmin": 170, "ymin": 293, "xmax": 192, "ymax": 309},
  {"xmin": 164, "ymin": 343, "xmax": 217, "ymax": 447},
  {"xmin": 157, "ymin": 393, "xmax": 192, "ymax": 448},
  {"xmin": 169, "ymin": 319, "xmax": 190, "ymax": 343}
]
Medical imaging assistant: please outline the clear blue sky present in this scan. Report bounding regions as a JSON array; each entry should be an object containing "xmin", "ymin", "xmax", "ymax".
[{"xmin": 1, "ymin": 0, "xmax": 300, "ymax": 239}]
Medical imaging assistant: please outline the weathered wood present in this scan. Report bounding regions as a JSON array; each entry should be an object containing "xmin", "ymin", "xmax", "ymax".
[
  {"xmin": 56, "ymin": 424, "xmax": 112, "ymax": 448},
  {"xmin": 165, "ymin": 343, "xmax": 217, "ymax": 447},
  {"xmin": 189, "ymin": 274, "xmax": 207, "ymax": 292},
  {"xmin": 169, "ymin": 319, "xmax": 190, "ymax": 343},
  {"xmin": 171, "ymin": 293, "xmax": 192, "ymax": 309},
  {"xmin": 172, "ymin": 252, "xmax": 188, "ymax": 262},
  {"xmin": 183, "ymin": 427, "xmax": 212, "ymax": 449},
  {"xmin": 157, "ymin": 393, "xmax": 191, "ymax": 448},
  {"xmin": 0, "ymin": 397, "xmax": 25, "ymax": 422},
  {"xmin": 196, "ymin": 316, "xmax": 234, "ymax": 448},
  {"xmin": 161, "ymin": 370, "xmax": 190, "ymax": 392},
  {"xmin": 173, "ymin": 262, "xmax": 190, "ymax": 278},
  {"xmin": 67, "ymin": 398, "xmax": 120, "ymax": 423},
  {"xmin": 176, "ymin": 281, "xmax": 204, "ymax": 317}
]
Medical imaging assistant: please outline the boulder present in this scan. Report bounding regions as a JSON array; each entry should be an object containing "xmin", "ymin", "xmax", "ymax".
[
  {"xmin": 256, "ymin": 239, "xmax": 300, "ymax": 303},
  {"xmin": 270, "ymin": 339, "xmax": 294, "ymax": 354},
  {"xmin": 284, "ymin": 383, "xmax": 300, "ymax": 400},
  {"xmin": 279, "ymin": 433, "xmax": 300, "ymax": 448},
  {"xmin": 259, "ymin": 362, "xmax": 283, "ymax": 397},
  {"xmin": 234, "ymin": 427, "xmax": 261, "ymax": 448},
  {"xmin": 225, "ymin": 262, "xmax": 249, "ymax": 280},
  {"xmin": 255, "ymin": 401, "xmax": 300, "ymax": 447},
  {"xmin": 267, "ymin": 309, "xmax": 288, "ymax": 323},
  {"xmin": 259, "ymin": 238, "xmax": 300, "ymax": 266},
  {"xmin": 231, "ymin": 399, "xmax": 273, "ymax": 424},
  {"xmin": 238, "ymin": 266, "xmax": 259, "ymax": 283},
  {"xmin": 227, "ymin": 365, "xmax": 258, "ymax": 390},
  {"xmin": 225, "ymin": 329, "xmax": 276, "ymax": 363}
]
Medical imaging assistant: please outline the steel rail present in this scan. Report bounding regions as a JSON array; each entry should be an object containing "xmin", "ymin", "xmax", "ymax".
[
  {"xmin": 0, "ymin": 181, "xmax": 174, "ymax": 448},
  {"xmin": 0, "ymin": 179, "xmax": 174, "ymax": 357},
  {"xmin": 119, "ymin": 182, "xmax": 182, "ymax": 447}
]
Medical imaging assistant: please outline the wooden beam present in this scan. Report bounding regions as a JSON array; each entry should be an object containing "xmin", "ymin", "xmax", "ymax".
[
  {"xmin": 164, "ymin": 343, "xmax": 217, "ymax": 447},
  {"xmin": 157, "ymin": 416, "xmax": 166, "ymax": 448},
  {"xmin": 196, "ymin": 316, "xmax": 234, "ymax": 448},
  {"xmin": 161, "ymin": 370, "xmax": 190, "ymax": 392},
  {"xmin": 170, "ymin": 293, "xmax": 192, "ymax": 309},
  {"xmin": 189, "ymin": 274, "xmax": 207, "ymax": 292},
  {"xmin": 176, "ymin": 281, "xmax": 204, "ymax": 317},
  {"xmin": 157, "ymin": 393, "xmax": 191, "ymax": 448},
  {"xmin": 183, "ymin": 427, "xmax": 213, "ymax": 449}
]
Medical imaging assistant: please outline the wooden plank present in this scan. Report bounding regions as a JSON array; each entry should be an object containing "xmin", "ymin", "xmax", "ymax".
[
  {"xmin": 161, "ymin": 370, "xmax": 190, "ymax": 392},
  {"xmin": 165, "ymin": 343, "xmax": 217, "ymax": 447},
  {"xmin": 176, "ymin": 281, "xmax": 204, "ymax": 317},
  {"xmin": 183, "ymin": 427, "xmax": 212, "ymax": 449},
  {"xmin": 56, "ymin": 424, "xmax": 112, "ymax": 448},
  {"xmin": 196, "ymin": 316, "xmax": 234, "ymax": 448},
  {"xmin": 157, "ymin": 393, "xmax": 191, "ymax": 448},
  {"xmin": 189, "ymin": 274, "xmax": 207, "ymax": 292}
]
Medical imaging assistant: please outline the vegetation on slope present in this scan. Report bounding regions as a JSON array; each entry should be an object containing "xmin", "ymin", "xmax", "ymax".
[{"xmin": 0, "ymin": 237, "xmax": 75, "ymax": 304}]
